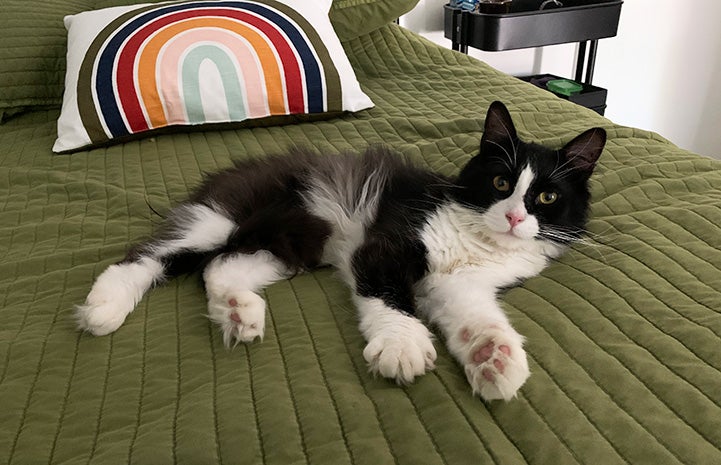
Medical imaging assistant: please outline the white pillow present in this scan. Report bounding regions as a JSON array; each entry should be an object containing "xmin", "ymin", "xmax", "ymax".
[{"xmin": 53, "ymin": 0, "xmax": 374, "ymax": 152}]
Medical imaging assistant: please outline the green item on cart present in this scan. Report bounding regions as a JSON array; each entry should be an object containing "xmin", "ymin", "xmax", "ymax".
[{"xmin": 547, "ymin": 78, "xmax": 584, "ymax": 96}]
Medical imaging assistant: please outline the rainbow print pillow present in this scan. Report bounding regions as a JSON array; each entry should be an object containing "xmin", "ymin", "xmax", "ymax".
[{"xmin": 53, "ymin": 0, "xmax": 374, "ymax": 152}]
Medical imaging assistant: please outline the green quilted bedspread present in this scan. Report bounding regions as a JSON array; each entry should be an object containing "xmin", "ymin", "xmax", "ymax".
[{"xmin": 1, "ymin": 24, "xmax": 720, "ymax": 465}]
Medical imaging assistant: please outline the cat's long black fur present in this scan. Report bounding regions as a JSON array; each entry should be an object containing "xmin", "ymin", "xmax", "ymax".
[
  {"xmin": 122, "ymin": 118, "xmax": 603, "ymax": 315},
  {"xmin": 125, "ymin": 146, "xmax": 449, "ymax": 292}
]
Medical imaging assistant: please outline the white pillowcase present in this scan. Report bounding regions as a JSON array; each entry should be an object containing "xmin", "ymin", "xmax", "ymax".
[{"xmin": 53, "ymin": 0, "xmax": 373, "ymax": 152}]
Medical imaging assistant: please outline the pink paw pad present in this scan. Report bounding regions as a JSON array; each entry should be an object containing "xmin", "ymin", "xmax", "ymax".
[
  {"xmin": 228, "ymin": 298, "xmax": 238, "ymax": 307},
  {"xmin": 473, "ymin": 342, "xmax": 495, "ymax": 363},
  {"xmin": 229, "ymin": 312, "xmax": 242, "ymax": 324},
  {"xmin": 482, "ymin": 368, "xmax": 495, "ymax": 381},
  {"xmin": 493, "ymin": 358, "xmax": 505, "ymax": 372},
  {"xmin": 471, "ymin": 342, "xmax": 511, "ymax": 374}
]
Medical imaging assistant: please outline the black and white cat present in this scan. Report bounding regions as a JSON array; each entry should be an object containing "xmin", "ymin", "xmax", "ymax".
[{"xmin": 77, "ymin": 101, "xmax": 605, "ymax": 401}]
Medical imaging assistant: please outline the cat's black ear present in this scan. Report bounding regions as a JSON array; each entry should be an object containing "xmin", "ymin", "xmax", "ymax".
[
  {"xmin": 481, "ymin": 101, "xmax": 517, "ymax": 151},
  {"xmin": 560, "ymin": 127, "xmax": 606, "ymax": 178}
]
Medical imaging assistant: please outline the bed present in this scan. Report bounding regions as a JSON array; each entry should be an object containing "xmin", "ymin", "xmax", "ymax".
[{"xmin": 1, "ymin": 0, "xmax": 720, "ymax": 464}]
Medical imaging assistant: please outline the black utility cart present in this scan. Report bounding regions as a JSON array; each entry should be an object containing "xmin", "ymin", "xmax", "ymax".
[{"xmin": 444, "ymin": 0, "xmax": 623, "ymax": 114}]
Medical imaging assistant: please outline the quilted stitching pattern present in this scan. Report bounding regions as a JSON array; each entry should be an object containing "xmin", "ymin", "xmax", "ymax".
[{"xmin": 1, "ymin": 25, "xmax": 720, "ymax": 464}]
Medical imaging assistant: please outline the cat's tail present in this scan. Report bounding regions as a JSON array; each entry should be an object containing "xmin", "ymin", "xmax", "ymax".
[{"xmin": 76, "ymin": 202, "xmax": 236, "ymax": 336}]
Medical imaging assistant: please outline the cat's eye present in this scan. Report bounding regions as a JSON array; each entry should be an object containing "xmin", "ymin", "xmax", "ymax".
[
  {"xmin": 493, "ymin": 176, "xmax": 510, "ymax": 192},
  {"xmin": 538, "ymin": 192, "xmax": 558, "ymax": 205}
]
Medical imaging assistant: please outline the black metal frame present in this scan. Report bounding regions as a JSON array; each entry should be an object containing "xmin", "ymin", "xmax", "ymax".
[
  {"xmin": 574, "ymin": 39, "xmax": 598, "ymax": 85},
  {"xmin": 453, "ymin": 34, "xmax": 599, "ymax": 85}
]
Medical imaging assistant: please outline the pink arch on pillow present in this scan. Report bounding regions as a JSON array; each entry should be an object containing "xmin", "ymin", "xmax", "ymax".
[{"xmin": 155, "ymin": 28, "xmax": 270, "ymax": 125}]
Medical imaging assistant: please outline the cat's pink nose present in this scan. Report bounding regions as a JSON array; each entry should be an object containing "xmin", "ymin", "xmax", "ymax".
[{"xmin": 506, "ymin": 212, "xmax": 526, "ymax": 228}]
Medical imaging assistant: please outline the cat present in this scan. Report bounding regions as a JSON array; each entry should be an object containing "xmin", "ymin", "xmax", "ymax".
[{"xmin": 76, "ymin": 101, "xmax": 606, "ymax": 401}]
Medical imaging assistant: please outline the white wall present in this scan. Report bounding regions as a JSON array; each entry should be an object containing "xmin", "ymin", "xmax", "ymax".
[{"xmin": 402, "ymin": 0, "xmax": 721, "ymax": 159}]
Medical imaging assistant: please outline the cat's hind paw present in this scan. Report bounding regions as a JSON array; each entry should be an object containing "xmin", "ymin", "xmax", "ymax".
[
  {"xmin": 76, "ymin": 259, "xmax": 162, "ymax": 336},
  {"xmin": 76, "ymin": 300, "xmax": 132, "ymax": 336},
  {"xmin": 458, "ymin": 324, "xmax": 530, "ymax": 401},
  {"xmin": 207, "ymin": 290, "xmax": 266, "ymax": 347}
]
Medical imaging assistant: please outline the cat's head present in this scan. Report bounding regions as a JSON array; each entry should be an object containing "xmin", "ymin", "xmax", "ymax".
[{"xmin": 455, "ymin": 101, "xmax": 606, "ymax": 248}]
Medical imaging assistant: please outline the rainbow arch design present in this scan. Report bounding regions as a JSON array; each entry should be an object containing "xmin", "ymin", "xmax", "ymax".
[{"xmin": 77, "ymin": 0, "xmax": 343, "ymax": 143}]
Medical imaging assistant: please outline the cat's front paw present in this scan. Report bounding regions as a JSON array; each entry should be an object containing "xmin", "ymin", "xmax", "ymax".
[
  {"xmin": 454, "ymin": 324, "xmax": 530, "ymax": 401},
  {"xmin": 207, "ymin": 290, "xmax": 266, "ymax": 347},
  {"xmin": 363, "ymin": 322, "xmax": 437, "ymax": 384}
]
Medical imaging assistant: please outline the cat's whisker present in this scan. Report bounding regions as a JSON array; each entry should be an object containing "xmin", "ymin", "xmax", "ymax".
[
  {"xmin": 426, "ymin": 179, "xmax": 457, "ymax": 189},
  {"xmin": 568, "ymin": 235, "xmax": 612, "ymax": 264},
  {"xmin": 486, "ymin": 140, "xmax": 515, "ymax": 169},
  {"xmin": 489, "ymin": 155, "xmax": 513, "ymax": 173},
  {"xmin": 550, "ymin": 167, "xmax": 578, "ymax": 182},
  {"xmin": 538, "ymin": 226, "xmax": 611, "ymax": 265},
  {"xmin": 549, "ymin": 150, "xmax": 571, "ymax": 178},
  {"xmin": 538, "ymin": 226, "xmax": 586, "ymax": 243}
]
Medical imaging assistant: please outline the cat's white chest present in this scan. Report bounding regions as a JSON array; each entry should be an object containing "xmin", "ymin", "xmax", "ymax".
[{"xmin": 420, "ymin": 203, "xmax": 559, "ymax": 288}]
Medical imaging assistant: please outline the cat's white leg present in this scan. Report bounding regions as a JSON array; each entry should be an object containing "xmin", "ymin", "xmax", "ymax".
[
  {"xmin": 418, "ymin": 273, "xmax": 530, "ymax": 401},
  {"xmin": 203, "ymin": 250, "xmax": 289, "ymax": 347},
  {"xmin": 76, "ymin": 203, "xmax": 236, "ymax": 336},
  {"xmin": 355, "ymin": 296, "xmax": 437, "ymax": 384},
  {"xmin": 76, "ymin": 257, "xmax": 164, "ymax": 336}
]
